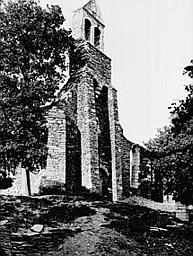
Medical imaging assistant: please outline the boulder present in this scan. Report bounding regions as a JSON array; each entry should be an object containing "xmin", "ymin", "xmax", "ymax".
[{"xmin": 30, "ymin": 224, "xmax": 44, "ymax": 233}]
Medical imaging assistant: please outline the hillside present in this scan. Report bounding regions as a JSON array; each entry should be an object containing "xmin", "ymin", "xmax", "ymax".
[{"xmin": 0, "ymin": 195, "xmax": 193, "ymax": 255}]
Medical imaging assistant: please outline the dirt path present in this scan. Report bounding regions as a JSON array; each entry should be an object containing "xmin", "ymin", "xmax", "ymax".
[{"xmin": 58, "ymin": 206, "xmax": 142, "ymax": 256}]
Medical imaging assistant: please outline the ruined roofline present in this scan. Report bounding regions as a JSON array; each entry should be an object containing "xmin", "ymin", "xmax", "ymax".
[{"xmin": 120, "ymin": 129, "xmax": 146, "ymax": 151}]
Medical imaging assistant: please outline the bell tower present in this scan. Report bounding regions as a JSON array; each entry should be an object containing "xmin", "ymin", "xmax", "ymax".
[
  {"xmin": 71, "ymin": 0, "xmax": 105, "ymax": 51},
  {"xmin": 71, "ymin": 0, "xmax": 123, "ymax": 201}
]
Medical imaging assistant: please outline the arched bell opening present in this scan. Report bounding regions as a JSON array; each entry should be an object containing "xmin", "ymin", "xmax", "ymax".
[
  {"xmin": 94, "ymin": 27, "xmax": 101, "ymax": 48},
  {"xmin": 85, "ymin": 18, "xmax": 91, "ymax": 41}
]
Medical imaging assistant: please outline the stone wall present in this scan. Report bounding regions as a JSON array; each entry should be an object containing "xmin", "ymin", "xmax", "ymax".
[
  {"xmin": 108, "ymin": 87, "xmax": 123, "ymax": 201},
  {"xmin": 45, "ymin": 107, "xmax": 66, "ymax": 184},
  {"xmin": 123, "ymin": 196, "xmax": 190, "ymax": 222},
  {"xmin": 95, "ymin": 85, "xmax": 112, "ymax": 195},
  {"xmin": 121, "ymin": 135, "xmax": 132, "ymax": 197},
  {"xmin": 86, "ymin": 42, "xmax": 111, "ymax": 86},
  {"xmin": 66, "ymin": 116, "xmax": 81, "ymax": 192},
  {"xmin": 59, "ymin": 82, "xmax": 78, "ymax": 123},
  {"xmin": 175, "ymin": 202, "xmax": 190, "ymax": 222},
  {"xmin": 77, "ymin": 71, "xmax": 100, "ymax": 192}
]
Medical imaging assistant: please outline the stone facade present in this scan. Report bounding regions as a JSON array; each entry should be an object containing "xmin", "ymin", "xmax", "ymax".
[{"xmin": 0, "ymin": 0, "xmax": 147, "ymax": 201}]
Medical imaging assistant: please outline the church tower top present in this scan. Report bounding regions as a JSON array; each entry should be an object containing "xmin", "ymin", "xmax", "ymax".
[
  {"xmin": 71, "ymin": 0, "xmax": 105, "ymax": 52},
  {"xmin": 83, "ymin": 0, "xmax": 104, "ymax": 25}
]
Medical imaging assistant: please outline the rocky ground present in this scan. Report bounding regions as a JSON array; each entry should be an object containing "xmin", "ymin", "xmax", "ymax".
[{"xmin": 0, "ymin": 195, "xmax": 193, "ymax": 255}]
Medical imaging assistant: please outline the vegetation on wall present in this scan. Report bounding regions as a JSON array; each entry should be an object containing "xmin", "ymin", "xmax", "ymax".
[
  {"xmin": 145, "ymin": 60, "xmax": 193, "ymax": 205},
  {"xmin": 0, "ymin": 0, "xmax": 80, "ymax": 193}
]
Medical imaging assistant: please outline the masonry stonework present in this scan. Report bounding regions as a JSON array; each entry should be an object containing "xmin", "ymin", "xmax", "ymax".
[
  {"xmin": 121, "ymin": 135, "xmax": 132, "ymax": 198},
  {"xmin": 45, "ymin": 107, "xmax": 66, "ymax": 184},
  {"xmin": 77, "ymin": 71, "xmax": 100, "ymax": 192},
  {"xmin": 0, "ymin": 0, "xmax": 146, "ymax": 201},
  {"xmin": 108, "ymin": 87, "xmax": 123, "ymax": 201}
]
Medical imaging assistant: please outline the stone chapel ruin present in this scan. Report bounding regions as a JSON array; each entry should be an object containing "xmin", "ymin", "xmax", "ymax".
[{"xmin": 1, "ymin": 0, "xmax": 152, "ymax": 201}]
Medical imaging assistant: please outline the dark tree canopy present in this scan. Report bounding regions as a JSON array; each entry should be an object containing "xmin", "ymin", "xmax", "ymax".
[
  {"xmin": 0, "ymin": 0, "xmax": 77, "ymax": 190},
  {"xmin": 145, "ymin": 60, "xmax": 193, "ymax": 205}
]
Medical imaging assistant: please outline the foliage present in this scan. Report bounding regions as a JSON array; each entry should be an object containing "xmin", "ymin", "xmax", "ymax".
[
  {"xmin": 39, "ymin": 181, "xmax": 67, "ymax": 195},
  {"xmin": 0, "ymin": 175, "xmax": 13, "ymax": 189},
  {"xmin": 0, "ymin": 0, "xmax": 77, "ymax": 189},
  {"xmin": 145, "ymin": 60, "xmax": 193, "ymax": 205}
]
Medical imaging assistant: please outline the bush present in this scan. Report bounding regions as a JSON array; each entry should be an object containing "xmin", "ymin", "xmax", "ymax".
[
  {"xmin": 0, "ymin": 177, "xmax": 13, "ymax": 189},
  {"xmin": 39, "ymin": 180, "xmax": 104, "ymax": 201},
  {"xmin": 39, "ymin": 181, "xmax": 66, "ymax": 195}
]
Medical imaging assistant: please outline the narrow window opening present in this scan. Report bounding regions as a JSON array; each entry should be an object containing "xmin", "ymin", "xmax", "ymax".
[
  {"xmin": 94, "ymin": 27, "xmax": 101, "ymax": 48},
  {"xmin": 85, "ymin": 19, "xmax": 91, "ymax": 41},
  {"xmin": 93, "ymin": 79, "xmax": 100, "ymax": 99}
]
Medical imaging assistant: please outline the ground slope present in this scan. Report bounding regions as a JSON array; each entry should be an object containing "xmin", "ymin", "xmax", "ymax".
[{"xmin": 0, "ymin": 196, "xmax": 193, "ymax": 255}]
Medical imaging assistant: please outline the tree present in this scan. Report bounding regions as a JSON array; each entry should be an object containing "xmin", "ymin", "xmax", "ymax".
[
  {"xmin": 145, "ymin": 60, "xmax": 193, "ymax": 205},
  {"xmin": 0, "ymin": 0, "xmax": 77, "ymax": 194}
]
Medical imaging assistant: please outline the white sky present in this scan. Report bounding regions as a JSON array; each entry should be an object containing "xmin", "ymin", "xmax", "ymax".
[{"xmin": 41, "ymin": 0, "xmax": 193, "ymax": 145}]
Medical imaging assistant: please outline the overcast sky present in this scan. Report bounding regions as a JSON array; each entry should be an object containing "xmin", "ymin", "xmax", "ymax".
[{"xmin": 41, "ymin": 0, "xmax": 193, "ymax": 145}]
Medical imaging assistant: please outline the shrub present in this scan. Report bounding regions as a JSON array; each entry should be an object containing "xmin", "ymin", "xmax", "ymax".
[{"xmin": 0, "ymin": 177, "xmax": 13, "ymax": 189}]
